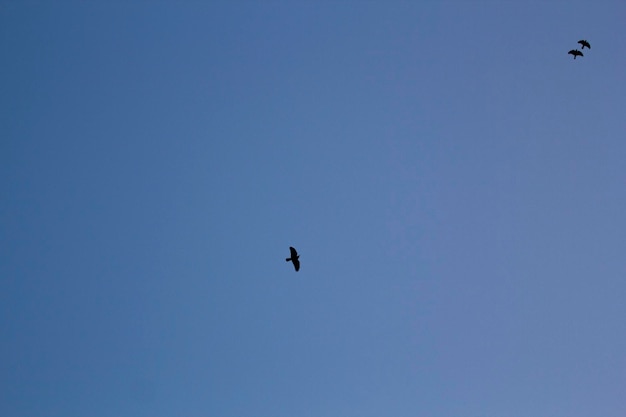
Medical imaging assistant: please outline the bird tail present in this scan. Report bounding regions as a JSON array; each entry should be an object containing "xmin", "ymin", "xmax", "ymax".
[{"xmin": 286, "ymin": 258, "xmax": 291, "ymax": 262}]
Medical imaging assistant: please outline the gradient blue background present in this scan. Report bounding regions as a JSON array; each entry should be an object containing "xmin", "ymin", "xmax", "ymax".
[{"xmin": 2, "ymin": 2, "xmax": 625, "ymax": 416}]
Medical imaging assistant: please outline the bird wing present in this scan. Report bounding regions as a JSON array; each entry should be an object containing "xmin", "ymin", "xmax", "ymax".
[
  {"xmin": 292, "ymin": 257, "xmax": 300, "ymax": 271},
  {"xmin": 568, "ymin": 49, "xmax": 576, "ymax": 55},
  {"xmin": 289, "ymin": 246, "xmax": 298, "ymax": 258}
]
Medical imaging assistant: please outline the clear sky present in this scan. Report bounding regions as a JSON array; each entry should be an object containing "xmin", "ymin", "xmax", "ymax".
[{"xmin": 2, "ymin": 1, "xmax": 625, "ymax": 416}]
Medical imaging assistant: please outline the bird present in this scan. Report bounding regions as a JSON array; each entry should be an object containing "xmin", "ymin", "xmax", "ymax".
[
  {"xmin": 568, "ymin": 49, "xmax": 583, "ymax": 59},
  {"xmin": 285, "ymin": 246, "xmax": 300, "ymax": 271},
  {"xmin": 578, "ymin": 39, "xmax": 590, "ymax": 49}
]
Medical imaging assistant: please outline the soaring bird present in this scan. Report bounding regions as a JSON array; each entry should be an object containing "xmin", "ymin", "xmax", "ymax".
[
  {"xmin": 568, "ymin": 49, "xmax": 583, "ymax": 59},
  {"xmin": 286, "ymin": 246, "xmax": 300, "ymax": 271},
  {"xmin": 578, "ymin": 39, "xmax": 591, "ymax": 49}
]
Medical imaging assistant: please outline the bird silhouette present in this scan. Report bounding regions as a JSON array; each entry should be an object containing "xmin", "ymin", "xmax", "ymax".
[
  {"xmin": 578, "ymin": 39, "xmax": 591, "ymax": 50},
  {"xmin": 286, "ymin": 246, "xmax": 300, "ymax": 271},
  {"xmin": 568, "ymin": 49, "xmax": 583, "ymax": 59}
]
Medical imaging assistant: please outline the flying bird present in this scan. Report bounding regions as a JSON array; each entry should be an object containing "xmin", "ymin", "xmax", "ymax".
[
  {"xmin": 286, "ymin": 246, "xmax": 300, "ymax": 271},
  {"xmin": 578, "ymin": 39, "xmax": 591, "ymax": 49},
  {"xmin": 568, "ymin": 49, "xmax": 583, "ymax": 59}
]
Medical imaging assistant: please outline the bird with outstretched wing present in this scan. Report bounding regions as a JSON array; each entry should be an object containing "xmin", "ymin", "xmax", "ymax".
[
  {"xmin": 286, "ymin": 246, "xmax": 300, "ymax": 271},
  {"xmin": 568, "ymin": 49, "xmax": 583, "ymax": 59},
  {"xmin": 578, "ymin": 39, "xmax": 590, "ymax": 50}
]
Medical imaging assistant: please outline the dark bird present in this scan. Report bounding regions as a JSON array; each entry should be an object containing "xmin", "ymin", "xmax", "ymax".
[
  {"xmin": 578, "ymin": 39, "xmax": 591, "ymax": 49},
  {"xmin": 568, "ymin": 49, "xmax": 583, "ymax": 59},
  {"xmin": 286, "ymin": 246, "xmax": 300, "ymax": 271}
]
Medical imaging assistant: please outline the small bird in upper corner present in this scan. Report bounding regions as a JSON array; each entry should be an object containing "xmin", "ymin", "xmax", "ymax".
[
  {"xmin": 286, "ymin": 246, "xmax": 300, "ymax": 271},
  {"xmin": 568, "ymin": 49, "xmax": 583, "ymax": 59},
  {"xmin": 578, "ymin": 39, "xmax": 591, "ymax": 50}
]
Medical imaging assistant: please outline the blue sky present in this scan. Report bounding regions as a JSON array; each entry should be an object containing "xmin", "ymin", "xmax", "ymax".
[{"xmin": 2, "ymin": 2, "xmax": 625, "ymax": 416}]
